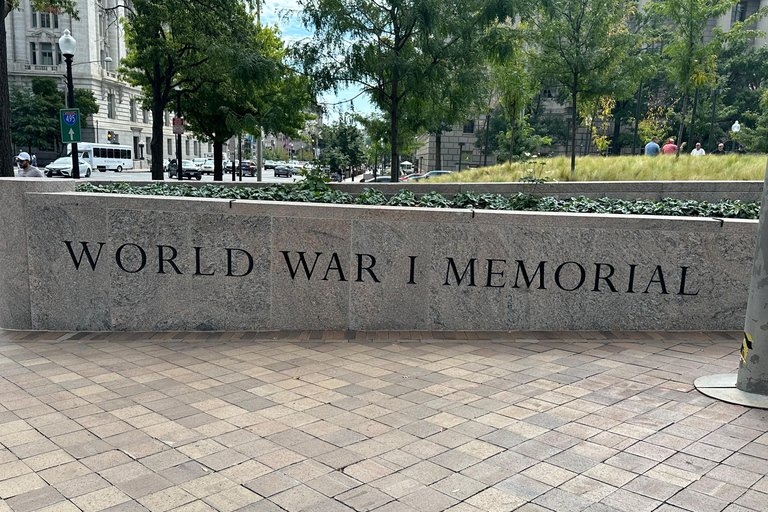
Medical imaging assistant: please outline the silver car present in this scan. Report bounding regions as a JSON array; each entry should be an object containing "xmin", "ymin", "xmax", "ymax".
[
  {"xmin": 45, "ymin": 157, "xmax": 92, "ymax": 178},
  {"xmin": 200, "ymin": 159, "xmax": 215, "ymax": 174}
]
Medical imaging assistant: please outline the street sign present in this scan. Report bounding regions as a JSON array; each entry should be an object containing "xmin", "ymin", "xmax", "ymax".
[
  {"xmin": 59, "ymin": 108, "xmax": 81, "ymax": 143},
  {"xmin": 172, "ymin": 117, "xmax": 184, "ymax": 135}
]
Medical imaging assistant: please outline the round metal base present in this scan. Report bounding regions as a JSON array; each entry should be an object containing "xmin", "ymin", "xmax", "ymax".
[{"xmin": 694, "ymin": 373, "xmax": 768, "ymax": 409}]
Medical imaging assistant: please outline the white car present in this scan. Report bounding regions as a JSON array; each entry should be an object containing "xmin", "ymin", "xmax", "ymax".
[
  {"xmin": 200, "ymin": 159, "xmax": 215, "ymax": 174},
  {"xmin": 45, "ymin": 157, "xmax": 92, "ymax": 178}
]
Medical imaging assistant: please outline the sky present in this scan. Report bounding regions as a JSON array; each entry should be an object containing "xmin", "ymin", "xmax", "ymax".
[{"xmin": 260, "ymin": 0, "xmax": 377, "ymax": 124}]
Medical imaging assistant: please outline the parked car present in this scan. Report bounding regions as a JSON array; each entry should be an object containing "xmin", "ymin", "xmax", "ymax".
[
  {"xmin": 168, "ymin": 160, "xmax": 202, "ymax": 180},
  {"xmin": 363, "ymin": 176, "xmax": 392, "ymax": 183},
  {"xmin": 45, "ymin": 157, "xmax": 92, "ymax": 178},
  {"xmin": 239, "ymin": 160, "xmax": 255, "ymax": 176},
  {"xmin": 200, "ymin": 159, "xmax": 215, "ymax": 174},
  {"xmin": 402, "ymin": 173, "xmax": 424, "ymax": 181},
  {"xmin": 264, "ymin": 160, "xmax": 277, "ymax": 169},
  {"xmin": 274, "ymin": 165, "xmax": 293, "ymax": 178},
  {"xmin": 411, "ymin": 170, "xmax": 452, "ymax": 181},
  {"xmin": 191, "ymin": 158, "xmax": 206, "ymax": 169}
]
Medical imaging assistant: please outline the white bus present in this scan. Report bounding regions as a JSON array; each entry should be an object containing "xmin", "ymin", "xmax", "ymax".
[{"xmin": 70, "ymin": 143, "xmax": 134, "ymax": 172}]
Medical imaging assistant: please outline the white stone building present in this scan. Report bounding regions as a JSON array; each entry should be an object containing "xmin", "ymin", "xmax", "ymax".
[{"xmin": 4, "ymin": 0, "xmax": 210, "ymax": 166}]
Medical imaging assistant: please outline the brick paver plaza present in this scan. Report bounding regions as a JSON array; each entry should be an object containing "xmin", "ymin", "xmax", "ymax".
[{"xmin": 0, "ymin": 329, "xmax": 765, "ymax": 512}]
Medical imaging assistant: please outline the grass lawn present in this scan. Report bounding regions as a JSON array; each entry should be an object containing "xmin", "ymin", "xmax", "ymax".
[{"xmin": 426, "ymin": 154, "xmax": 768, "ymax": 182}]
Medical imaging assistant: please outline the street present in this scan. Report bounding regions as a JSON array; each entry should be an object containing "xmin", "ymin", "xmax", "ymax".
[{"xmin": 79, "ymin": 168, "xmax": 306, "ymax": 183}]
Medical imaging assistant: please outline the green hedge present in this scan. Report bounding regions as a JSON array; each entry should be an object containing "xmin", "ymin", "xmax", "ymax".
[{"xmin": 75, "ymin": 182, "xmax": 760, "ymax": 219}]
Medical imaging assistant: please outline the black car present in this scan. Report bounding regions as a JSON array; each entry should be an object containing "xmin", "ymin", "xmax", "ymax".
[
  {"xmin": 168, "ymin": 160, "xmax": 202, "ymax": 180},
  {"xmin": 240, "ymin": 160, "xmax": 255, "ymax": 176},
  {"xmin": 274, "ymin": 165, "xmax": 293, "ymax": 178}
]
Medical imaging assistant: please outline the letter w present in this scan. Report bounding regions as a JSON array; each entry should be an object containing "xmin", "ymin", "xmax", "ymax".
[
  {"xmin": 64, "ymin": 241, "xmax": 105, "ymax": 270},
  {"xmin": 281, "ymin": 251, "xmax": 322, "ymax": 280}
]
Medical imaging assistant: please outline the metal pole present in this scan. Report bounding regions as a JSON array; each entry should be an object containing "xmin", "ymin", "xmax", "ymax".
[
  {"xmin": 176, "ymin": 93, "xmax": 182, "ymax": 181},
  {"xmin": 483, "ymin": 110, "xmax": 491, "ymax": 167},
  {"xmin": 238, "ymin": 136, "xmax": 242, "ymax": 181},
  {"xmin": 632, "ymin": 81, "xmax": 643, "ymax": 156},
  {"xmin": 709, "ymin": 89, "xmax": 719, "ymax": 152},
  {"xmin": 65, "ymin": 55, "xmax": 80, "ymax": 179},
  {"xmin": 256, "ymin": 136, "xmax": 262, "ymax": 182},
  {"xmin": 694, "ymin": 158, "xmax": 768, "ymax": 407}
]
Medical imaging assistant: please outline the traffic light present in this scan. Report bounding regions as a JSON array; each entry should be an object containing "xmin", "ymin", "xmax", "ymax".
[{"xmin": 107, "ymin": 131, "xmax": 113, "ymax": 142}]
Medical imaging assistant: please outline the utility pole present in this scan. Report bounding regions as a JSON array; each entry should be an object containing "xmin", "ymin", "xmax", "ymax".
[{"xmin": 695, "ymin": 164, "xmax": 768, "ymax": 407}]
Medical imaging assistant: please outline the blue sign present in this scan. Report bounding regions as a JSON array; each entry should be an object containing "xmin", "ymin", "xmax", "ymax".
[{"xmin": 63, "ymin": 111, "xmax": 78, "ymax": 125}]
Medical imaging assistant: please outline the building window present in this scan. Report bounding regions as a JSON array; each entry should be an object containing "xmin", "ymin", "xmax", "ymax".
[
  {"xmin": 130, "ymin": 100, "xmax": 137, "ymax": 122},
  {"xmin": 146, "ymin": 137, "xmax": 151, "ymax": 155},
  {"xmin": 107, "ymin": 94, "xmax": 115, "ymax": 119},
  {"xmin": 185, "ymin": 139, "xmax": 190, "ymax": 155},
  {"xmin": 31, "ymin": 9, "xmax": 36, "ymax": 28},
  {"xmin": 40, "ymin": 12, "xmax": 51, "ymax": 28},
  {"xmin": 732, "ymin": 2, "xmax": 747, "ymax": 23},
  {"xmin": 167, "ymin": 139, "xmax": 172, "ymax": 155},
  {"xmin": 30, "ymin": 42, "xmax": 37, "ymax": 65},
  {"xmin": 53, "ymin": 14, "xmax": 58, "ymax": 28},
  {"xmin": 40, "ymin": 43, "xmax": 53, "ymax": 66},
  {"xmin": 142, "ymin": 109, "xmax": 148, "ymax": 124},
  {"xmin": 463, "ymin": 121, "xmax": 475, "ymax": 134},
  {"xmin": 56, "ymin": 44, "xmax": 62, "ymax": 65},
  {"xmin": 164, "ymin": 111, "xmax": 170, "ymax": 126},
  {"xmin": 208, "ymin": 142, "xmax": 212, "ymax": 153}
]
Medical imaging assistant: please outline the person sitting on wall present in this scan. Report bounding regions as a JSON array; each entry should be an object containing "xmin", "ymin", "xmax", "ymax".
[
  {"xmin": 644, "ymin": 136, "xmax": 661, "ymax": 156},
  {"xmin": 712, "ymin": 143, "xmax": 727, "ymax": 155},
  {"xmin": 691, "ymin": 143, "xmax": 706, "ymax": 156},
  {"xmin": 662, "ymin": 138, "xmax": 677, "ymax": 155},
  {"xmin": 737, "ymin": 144, "xmax": 747, "ymax": 155}
]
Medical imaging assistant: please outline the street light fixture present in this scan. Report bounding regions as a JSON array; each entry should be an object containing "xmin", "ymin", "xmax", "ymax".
[
  {"xmin": 731, "ymin": 121, "xmax": 741, "ymax": 152},
  {"xmin": 58, "ymin": 29, "xmax": 80, "ymax": 179}
]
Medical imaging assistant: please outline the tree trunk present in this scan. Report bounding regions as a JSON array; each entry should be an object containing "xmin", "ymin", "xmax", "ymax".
[
  {"xmin": 435, "ymin": 131, "xmax": 441, "ymax": 171},
  {"xmin": 213, "ymin": 139, "xmax": 223, "ymax": 181},
  {"xmin": 509, "ymin": 121, "xmax": 515, "ymax": 161},
  {"xmin": 570, "ymin": 74, "xmax": 578, "ymax": 175},
  {"xmin": 612, "ymin": 108, "xmax": 622, "ymax": 156},
  {"xmin": 675, "ymin": 87, "xmax": 689, "ymax": 158},
  {"xmin": 689, "ymin": 87, "xmax": 699, "ymax": 149},
  {"xmin": 0, "ymin": 2, "xmax": 15, "ymax": 177}
]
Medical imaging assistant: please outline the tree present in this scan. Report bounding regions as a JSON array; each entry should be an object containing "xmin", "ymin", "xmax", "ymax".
[
  {"xmin": 296, "ymin": 0, "xmax": 522, "ymax": 180},
  {"xmin": 9, "ymin": 78, "xmax": 99, "ymax": 154},
  {"xmin": 648, "ymin": 0, "xmax": 766, "ymax": 156},
  {"xmin": 320, "ymin": 116, "xmax": 366, "ymax": 174},
  {"xmin": 528, "ymin": 0, "xmax": 642, "ymax": 173},
  {"xmin": 120, "ymin": 0, "xmax": 250, "ymax": 180},
  {"xmin": 1, "ymin": 0, "xmax": 78, "ymax": 175},
  {"xmin": 182, "ymin": 24, "xmax": 313, "ymax": 180}
]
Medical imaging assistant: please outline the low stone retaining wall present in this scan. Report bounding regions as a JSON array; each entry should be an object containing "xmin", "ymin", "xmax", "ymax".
[{"xmin": 0, "ymin": 179, "xmax": 757, "ymax": 331}]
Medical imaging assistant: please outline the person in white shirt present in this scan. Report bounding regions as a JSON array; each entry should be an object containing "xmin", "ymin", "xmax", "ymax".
[
  {"xmin": 16, "ymin": 152, "xmax": 44, "ymax": 177},
  {"xmin": 690, "ymin": 143, "xmax": 705, "ymax": 156}
]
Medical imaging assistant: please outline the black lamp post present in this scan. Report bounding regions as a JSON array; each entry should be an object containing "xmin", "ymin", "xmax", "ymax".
[
  {"xmin": 175, "ymin": 86, "xmax": 182, "ymax": 181},
  {"xmin": 58, "ymin": 29, "xmax": 79, "ymax": 179}
]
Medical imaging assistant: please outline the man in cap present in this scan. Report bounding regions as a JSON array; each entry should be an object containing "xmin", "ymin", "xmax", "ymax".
[{"xmin": 16, "ymin": 152, "xmax": 44, "ymax": 177}]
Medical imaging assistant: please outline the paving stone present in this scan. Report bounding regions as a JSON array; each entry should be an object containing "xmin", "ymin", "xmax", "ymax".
[{"xmin": 336, "ymin": 484, "xmax": 393, "ymax": 511}]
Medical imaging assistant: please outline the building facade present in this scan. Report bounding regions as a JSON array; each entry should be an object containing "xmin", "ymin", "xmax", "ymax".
[{"xmin": 4, "ymin": 0, "xmax": 209, "ymax": 166}]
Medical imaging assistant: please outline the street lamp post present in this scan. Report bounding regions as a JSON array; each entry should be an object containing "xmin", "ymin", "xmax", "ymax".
[
  {"xmin": 58, "ymin": 29, "xmax": 80, "ymax": 179},
  {"xmin": 175, "ymin": 86, "xmax": 182, "ymax": 181},
  {"xmin": 458, "ymin": 142, "xmax": 464, "ymax": 171},
  {"xmin": 731, "ymin": 121, "xmax": 741, "ymax": 152}
]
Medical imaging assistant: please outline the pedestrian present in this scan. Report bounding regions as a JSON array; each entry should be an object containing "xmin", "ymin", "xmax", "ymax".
[
  {"xmin": 16, "ymin": 152, "xmax": 44, "ymax": 177},
  {"xmin": 644, "ymin": 136, "xmax": 661, "ymax": 156},
  {"xmin": 691, "ymin": 143, "xmax": 706, "ymax": 156},
  {"xmin": 712, "ymin": 143, "xmax": 727, "ymax": 155},
  {"xmin": 662, "ymin": 138, "xmax": 677, "ymax": 155},
  {"xmin": 737, "ymin": 144, "xmax": 747, "ymax": 156},
  {"xmin": 31, "ymin": 154, "xmax": 37, "ymax": 166}
]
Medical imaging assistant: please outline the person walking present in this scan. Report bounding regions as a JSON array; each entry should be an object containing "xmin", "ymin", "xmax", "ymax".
[
  {"xmin": 16, "ymin": 152, "xmax": 44, "ymax": 177},
  {"xmin": 712, "ymin": 143, "xmax": 727, "ymax": 155},
  {"xmin": 691, "ymin": 143, "xmax": 706, "ymax": 156},
  {"xmin": 644, "ymin": 136, "xmax": 661, "ymax": 156},
  {"xmin": 661, "ymin": 138, "xmax": 677, "ymax": 155}
]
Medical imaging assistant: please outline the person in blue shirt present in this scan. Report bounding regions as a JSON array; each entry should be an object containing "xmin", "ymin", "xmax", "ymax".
[{"xmin": 644, "ymin": 136, "xmax": 660, "ymax": 156}]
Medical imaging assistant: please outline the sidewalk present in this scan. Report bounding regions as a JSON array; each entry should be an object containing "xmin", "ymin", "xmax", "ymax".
[{"xmin": 0, "ymin": 329, "xmax": 762, "ymax": 512}]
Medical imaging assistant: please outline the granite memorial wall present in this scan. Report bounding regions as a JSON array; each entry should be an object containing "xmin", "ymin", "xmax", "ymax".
[{"xmin": 0, "ymin": 179, "xmax": 757, "ymax": 331}]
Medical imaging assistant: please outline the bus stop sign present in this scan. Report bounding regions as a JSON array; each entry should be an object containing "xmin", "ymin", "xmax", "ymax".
[{"xmin": 60, "ymin": 109, "xmax": 81, "ymax": 143}]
